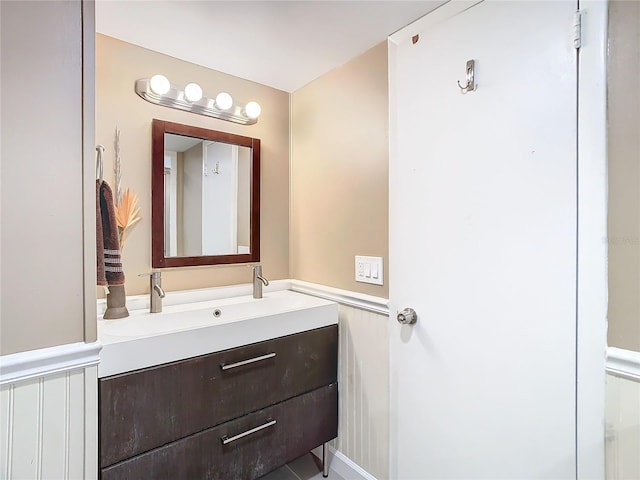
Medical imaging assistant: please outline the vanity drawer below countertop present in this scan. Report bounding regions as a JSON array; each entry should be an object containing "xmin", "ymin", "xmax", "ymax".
[
  {"xmin": 101, "ymin": 383, "xmax": 338, "ymax": 480},
  {"xmin": 100, "ymin": 325, "xmax": 338, "ymax": 468}
]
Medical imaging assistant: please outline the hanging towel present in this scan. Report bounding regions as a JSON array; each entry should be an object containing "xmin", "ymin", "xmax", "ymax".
[{"xmin": 96, "ymin": 180, "xmax": 125, "ymax": 286}]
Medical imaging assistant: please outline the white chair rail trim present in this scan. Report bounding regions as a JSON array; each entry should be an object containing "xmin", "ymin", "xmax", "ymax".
[
  {"xmin": 289, "ymin": 279, "xmax": 389, "ymax": 316},
  {"xmin": 0, "ymin": 341, "xmax": 102, "ymax": 385},
  {"xmin": 607, "ymin": 347, "xmax": 640, "ymax": 382}
]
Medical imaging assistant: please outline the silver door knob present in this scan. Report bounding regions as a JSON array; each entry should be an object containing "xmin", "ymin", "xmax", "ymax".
[{"xmin": 397, "ymin": 308, "xmax": 417, "ymax": 325}]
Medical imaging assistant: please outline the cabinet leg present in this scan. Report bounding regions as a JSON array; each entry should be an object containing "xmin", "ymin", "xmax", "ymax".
[{"xmin": 322, "ymin": 442, "xmax": 329, "ymax": 478}]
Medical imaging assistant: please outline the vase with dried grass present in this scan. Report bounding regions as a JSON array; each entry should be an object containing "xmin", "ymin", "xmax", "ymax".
[
  {"xmin": 115, "ymin": 188, "xmax": 141, "ymax": 251},
  {"xmin": 103, "ymin": 128, "xmax": 142, "ymax": 319}
]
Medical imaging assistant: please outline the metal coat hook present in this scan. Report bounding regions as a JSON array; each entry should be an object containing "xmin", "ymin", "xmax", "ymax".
[
  {"xmin": 457, "ymin": 60, "xmax": 476, "ymax": 94},
  {"xmin": 96, "ymin": 144, "xmax": 105, "ymax": 183}
]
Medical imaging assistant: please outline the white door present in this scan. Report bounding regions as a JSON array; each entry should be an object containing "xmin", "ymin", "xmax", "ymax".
[
  {"xmin": 389, "ymin": 1, "xmax": 579, "ymax": 478},
  {"xmin": 202, "ymin": 141, "xmax": 238, "ymax": 255}
]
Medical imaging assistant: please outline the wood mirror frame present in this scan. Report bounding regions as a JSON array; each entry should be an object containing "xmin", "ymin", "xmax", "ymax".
[{"xmin": 151, "ymin": 119, "xmax": 260, "ymax": 268}]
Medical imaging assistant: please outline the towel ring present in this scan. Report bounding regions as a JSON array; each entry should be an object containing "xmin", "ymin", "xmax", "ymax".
[{"xmin": 96, "ymin": 145, "xmax": 105, "ymax": 183}]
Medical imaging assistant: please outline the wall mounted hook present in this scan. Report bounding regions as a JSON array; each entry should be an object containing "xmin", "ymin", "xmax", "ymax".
[
  {"xmin": 96, "ymin": 144, "xmax": 105, "ymax": 183},
  {"xmin": 457, "ymin": 59, "xmax": 476, "ymax": 94}
]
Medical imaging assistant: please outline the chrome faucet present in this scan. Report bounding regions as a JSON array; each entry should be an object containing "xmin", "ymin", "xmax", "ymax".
[
  {"xmin": 139, "ymin": 272, "xmax": 166, "ymax": 313},
  {"xmin": 252, "ymin": 265, "xmax": 269, "ymax": 299}
]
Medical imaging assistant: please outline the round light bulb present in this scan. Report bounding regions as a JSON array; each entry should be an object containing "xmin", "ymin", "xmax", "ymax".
[
  {"xmin": 149, "ymin": 74, "xmax": 170, "ymax": 95},
  {"xmin": 215, "ymin": 92, "xmax": 233, "ymax": 110},
  {"xmin": 244, "ymin": 101, "xmax": 261, "ymax": 119},
  {"xmin": 184, "ymin": 83, "xmax": 203, "ymax": 102}
]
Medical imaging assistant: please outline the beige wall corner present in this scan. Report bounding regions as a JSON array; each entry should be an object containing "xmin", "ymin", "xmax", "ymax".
[
  {"xmin": 291, "ymin": 42, "xmax": 389, "ymax": 298},
  {"xmin": 607, "ymin": 1, "xmax": 640, "ymax": 352},
  {"xmin": 83, "ymin": 0, "xmax": 98, "ymax": 344},
  {"xmin": 96, "ymin": 34, "xmax": 290, "ymax": 296},
  {"xmin": 1, "ymin": 1, "xmax": 85, "ymax": 354}
]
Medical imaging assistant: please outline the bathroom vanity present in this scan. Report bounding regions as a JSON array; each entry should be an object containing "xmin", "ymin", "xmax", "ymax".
[{"xmin": 98, "ymin": 290, "xmax": 339, "ymax": 479}]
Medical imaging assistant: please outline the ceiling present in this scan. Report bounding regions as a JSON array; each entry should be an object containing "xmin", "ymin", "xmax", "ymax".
[{"xmin": 96, "ymin": 0, "xmax": 445, "ymax": 92}]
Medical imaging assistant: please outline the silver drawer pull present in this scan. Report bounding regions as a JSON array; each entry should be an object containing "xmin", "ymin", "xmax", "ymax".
[
  {"xmin": 220, "ymin": 352, "xmax": 276, "ymax": 371},
  {"xmin": 221, "ymin": 419, "xmax": 276, "ymax": 445}
]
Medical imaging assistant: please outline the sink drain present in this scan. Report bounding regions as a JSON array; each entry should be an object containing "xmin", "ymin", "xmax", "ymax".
[{"xmin": 213, "ymin": 309, "xmax": 222, "ymax": 318}]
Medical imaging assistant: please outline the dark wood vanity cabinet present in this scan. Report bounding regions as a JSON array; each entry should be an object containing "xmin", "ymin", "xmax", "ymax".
[{"xmin": 99, "ymin": 325, "xmax": 338, "ymax": 479}]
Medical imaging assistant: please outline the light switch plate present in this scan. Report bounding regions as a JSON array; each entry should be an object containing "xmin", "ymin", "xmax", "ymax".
[{"xmin": 355, "ymin": 255, "xmax": 384, "ymax": 285}]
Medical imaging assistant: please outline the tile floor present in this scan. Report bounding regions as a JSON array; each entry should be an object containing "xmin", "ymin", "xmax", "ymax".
[{"xmin": 260, "ymin": 453, "xmax": 344, "ymax": 480}]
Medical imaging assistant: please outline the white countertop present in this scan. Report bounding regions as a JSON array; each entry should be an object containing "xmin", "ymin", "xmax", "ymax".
[{"xmin": 98, "ymin": 289, "xmax": 338, "ymax": 378}]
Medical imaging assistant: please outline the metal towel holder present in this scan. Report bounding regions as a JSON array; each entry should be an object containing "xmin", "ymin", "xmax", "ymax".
[{"xmin": 96, "ymin": 144, "xmax": 105, "ymax": 183}]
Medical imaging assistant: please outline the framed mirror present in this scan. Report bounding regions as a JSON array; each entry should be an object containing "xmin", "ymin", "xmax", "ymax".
[{"xmin": 151, "ymin": 119, "xmax": 260, "ymax": 268}]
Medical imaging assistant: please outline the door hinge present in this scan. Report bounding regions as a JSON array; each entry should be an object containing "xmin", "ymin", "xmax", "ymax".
[{"xmin": 573, "ymin": 10, "xmax": 582, "ymax": 49}]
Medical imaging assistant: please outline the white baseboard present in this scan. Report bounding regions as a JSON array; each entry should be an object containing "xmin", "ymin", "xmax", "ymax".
[{"xmin": 311, "ymin": 445, "xmax": 378, "ymax": 480}]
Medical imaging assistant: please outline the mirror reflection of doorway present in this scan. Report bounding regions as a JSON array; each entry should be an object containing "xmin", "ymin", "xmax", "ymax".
[{"xmin": 163, "ymin": 134, "xmax": 251, "ymax": 258}]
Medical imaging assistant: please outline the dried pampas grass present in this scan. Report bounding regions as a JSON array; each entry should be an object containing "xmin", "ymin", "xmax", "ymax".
[{"xmin": 115, "ymin": 188, "xmax": 141, "ymax": 250}]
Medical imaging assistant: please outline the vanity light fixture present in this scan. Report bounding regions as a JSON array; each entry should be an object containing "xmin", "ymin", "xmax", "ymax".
[{"xmin": 135, "ymin": 75, "xmax": 261, "ymax": 125}]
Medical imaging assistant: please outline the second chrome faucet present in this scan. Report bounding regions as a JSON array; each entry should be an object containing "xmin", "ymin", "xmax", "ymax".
[
  {"xmin": 139, "ymin": 271, "xmax": 165, "ymax": 313},
  {"xmin": 252, "ymin": 265, "xmax": 269, "ymax": 299}
]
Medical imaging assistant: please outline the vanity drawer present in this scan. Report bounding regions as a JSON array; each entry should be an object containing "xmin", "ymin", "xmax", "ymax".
[
  {"xmin": 100, "ymin": 325, "xmax": 338, "ymax": 467},
  {"xmin": 101, "ymin": 383, "xmax": 338, "ymax": 480}
]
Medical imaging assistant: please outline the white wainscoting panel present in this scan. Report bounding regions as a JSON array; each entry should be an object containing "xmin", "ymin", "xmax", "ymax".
[
  {"xmin": 606, "ymin": 373, "xmax": 640, "ymax": 480},
  {"xmin": 330, "ymin": 303, "xmax": 389, "ymax": 480},
  {"xmin": 1, "ymin": 366, "xmax": 97, "ymax": 480}
]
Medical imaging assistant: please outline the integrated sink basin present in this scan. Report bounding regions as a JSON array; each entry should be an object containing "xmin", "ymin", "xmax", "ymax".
[{"xmin": 98, "ymin": 290, "xmax": 338, "ymax": 377}]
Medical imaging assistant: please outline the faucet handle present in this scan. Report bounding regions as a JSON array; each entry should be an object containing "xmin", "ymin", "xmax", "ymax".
[
  {"xmin": 139, "ymin": 271, "xmax": 164, "ymax": 295},
  {"xmin": 139, "ymin": 271, "xmax": 162, "ymax": 281}
]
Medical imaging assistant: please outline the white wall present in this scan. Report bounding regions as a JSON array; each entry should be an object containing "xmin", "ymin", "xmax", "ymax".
[
  {"xmin": 333, "ymin": 304, "xmax": 389, "ymax": 479},
  {"xmin": 606, "ymin": 373, "xmax": 640, "ymax": 479},
  {"xmin": 0, "ymin": 341, "xmax": 100, "ymax": 480},
  {"xmin": 1, "ymin": 366, "xmax": 97, "ymax": 480}
]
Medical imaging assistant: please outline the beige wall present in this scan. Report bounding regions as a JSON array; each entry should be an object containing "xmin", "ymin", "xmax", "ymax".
[
  {"xmin": 96, "ymin": 34, "xmax": 290, "ymax": 296},
  {"xmin": 607, "ymin": 1, "xmax": 640, "ymax": 352},
  {"xmin": 1, "ymin": 1, "xmax": 86, "ymax": 355},
  {"xmin": 291, "ymin": 42, "xmax": 389, "ymax": 298}
]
